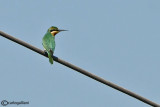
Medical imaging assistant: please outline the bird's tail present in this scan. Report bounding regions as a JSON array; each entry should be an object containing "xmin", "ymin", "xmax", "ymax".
[{"xmin": 48, "ymin": 50, "xmax": 53, "ymax": 64}]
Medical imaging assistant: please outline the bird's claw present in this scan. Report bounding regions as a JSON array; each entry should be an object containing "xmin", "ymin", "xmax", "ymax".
[{"xmin": 44, "ymin": 50, "xmax": 48, "ymax": 55}]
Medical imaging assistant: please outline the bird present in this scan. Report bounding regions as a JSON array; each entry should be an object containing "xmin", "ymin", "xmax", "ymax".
[{"xmin": 42, "ymin": 26, "xmax": 67, "ymax": 64}]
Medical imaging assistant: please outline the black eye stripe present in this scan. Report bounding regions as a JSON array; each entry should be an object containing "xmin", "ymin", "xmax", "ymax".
[
  {"xmin": 50, "ymin": 29, "xmax": 58, "ymax": 32},
  {"xmin": 50, "ymin": 30, "xmax": 54, "ymax": 32}
]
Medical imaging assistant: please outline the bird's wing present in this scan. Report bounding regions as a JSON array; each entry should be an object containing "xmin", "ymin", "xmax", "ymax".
[{"xmin": 42, "ymin": 32, "xmax": 55, "ymax": 52}]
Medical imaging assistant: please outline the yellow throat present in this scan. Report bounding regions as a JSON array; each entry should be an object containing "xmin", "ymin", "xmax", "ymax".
[{"xmin": 51, "ymin": 31, "xmax": 59, "ymax": 36}]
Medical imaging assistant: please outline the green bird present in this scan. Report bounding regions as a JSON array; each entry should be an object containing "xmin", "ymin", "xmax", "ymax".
[{"xmin": 42, "ymin": 26, "xmax": 67, "ymax": 64}]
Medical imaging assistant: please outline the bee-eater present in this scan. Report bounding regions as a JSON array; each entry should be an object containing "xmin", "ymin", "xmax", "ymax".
[{"xmin": 42, "ymin": 26, "xmax": 67, "ymax": 64}]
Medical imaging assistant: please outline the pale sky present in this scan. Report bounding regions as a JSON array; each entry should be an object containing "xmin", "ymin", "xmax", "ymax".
[{"xmin": 0, "ymin": 0, "xmax": 160, "ymax": 107}]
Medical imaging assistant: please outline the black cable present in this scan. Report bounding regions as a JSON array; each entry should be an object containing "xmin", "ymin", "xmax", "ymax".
[{"xmin": 0, "ymin": 31, "xmax": 159, "ymax": 107}]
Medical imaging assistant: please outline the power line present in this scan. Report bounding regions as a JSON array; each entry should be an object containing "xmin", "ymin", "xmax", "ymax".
[{"xmin": 0, "ymin": 30, "xmax": 159, "ymax": 107}]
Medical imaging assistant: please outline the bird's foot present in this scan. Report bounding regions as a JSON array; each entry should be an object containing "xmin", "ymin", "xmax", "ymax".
[{"xmin": 44, "ymin": 50, "xmax": 48, "ymax": 55}]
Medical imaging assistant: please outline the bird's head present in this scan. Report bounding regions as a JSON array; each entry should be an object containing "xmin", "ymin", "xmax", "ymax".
[{"xmin": 48, "ymin": 26, "xmax": 67, "ymax": 36}]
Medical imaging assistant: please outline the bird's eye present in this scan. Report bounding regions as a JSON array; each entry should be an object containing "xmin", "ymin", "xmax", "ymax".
[{"xmin": 50, "ymin": 30, "xmax": 54, "ymax": 32}]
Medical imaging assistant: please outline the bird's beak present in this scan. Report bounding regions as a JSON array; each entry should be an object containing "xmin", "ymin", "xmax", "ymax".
[{"xmin": 58, "ymin": 29, "xmax": 68, "ymax": 32}]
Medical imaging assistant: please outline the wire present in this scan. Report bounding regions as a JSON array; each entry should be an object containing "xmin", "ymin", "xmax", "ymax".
[{"xmin": 0, "ymin": 31, "xmax": 160, "ymax": 107}]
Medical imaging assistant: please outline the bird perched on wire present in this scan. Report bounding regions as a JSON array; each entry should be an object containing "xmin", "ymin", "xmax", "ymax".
[{"xmin": 42, "ymin": 26, "xmax": 67, "ymax": 64}]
